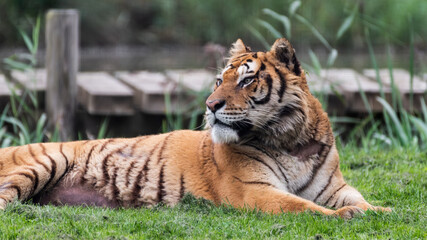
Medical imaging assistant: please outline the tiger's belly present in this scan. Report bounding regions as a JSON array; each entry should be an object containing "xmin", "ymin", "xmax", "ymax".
[{"xmin": 32, "ymin": 183, "xmax": 119, "ymax": 208}]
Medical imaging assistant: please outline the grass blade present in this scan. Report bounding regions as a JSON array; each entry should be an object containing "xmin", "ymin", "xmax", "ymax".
[
  {"xmin": 262, "ymin": 8, "xmax": 291, "ymax": 38},
  {"xmin": 326, "ymin": 49, "xmax": 338, "ymax": 67},
  {"xmin": 376, "ymin": 97, "xmax": 409, "ymax": 146},
  {"xmin": 3, "ymin": 117, "xmax": 31, "ymax": 144},
  {"xmin": 409, "ymin": 116, "xmax": 427, "ymax": 145},
  {"xmin": 308, "ymin": 49, "xmax": 322, "ymax": 75},
  {"xmin": 295, "ymin": 14, "xmax": 332, "ymax": 50},
  {"xmin": 97, "ymin": 118, "xmax": 110, "ymax": 139},
  {"xmin": 32, "ymin": 16, "xmax": 41, "ymax": 55},
  {"xmin": 256, "ymin": 19, "xmax": 282, "ymax": 39},
  {"xmin": 246, "ymin": 25, "xmax": 270, "ymax": 50},
  {"xmin": 336, "ymin": 5, "xmax": 358, "ymax": 40},
  {"xmin": 35, "ymin": 113, "xmax": 47, "ymax": 143},
  {"xmin": 19, "ymin": 29, "xmax": 34, "ymax": 55},
  {"xmin": 289, "ymin": 0, "xmax": 301, "ymax": 16}
]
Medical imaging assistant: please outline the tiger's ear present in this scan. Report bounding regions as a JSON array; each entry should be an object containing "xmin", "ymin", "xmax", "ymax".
[
  {"xmin": 229, "ymin": 39, "xmax": 251, "ymax": 56},
  {"xmin": 270, "ymin": 38, "xmax": 301, "ymax": 76}
]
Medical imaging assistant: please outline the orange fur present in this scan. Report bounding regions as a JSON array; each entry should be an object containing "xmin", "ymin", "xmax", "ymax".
[{"xmin": 0, "ymin": 38, "xmax": 390, "ymax": 219}]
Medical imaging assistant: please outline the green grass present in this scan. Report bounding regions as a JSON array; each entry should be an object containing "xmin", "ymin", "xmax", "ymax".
[{"xmin": 0, "ymin": 147, "xmax": 425, "ymax": 239}]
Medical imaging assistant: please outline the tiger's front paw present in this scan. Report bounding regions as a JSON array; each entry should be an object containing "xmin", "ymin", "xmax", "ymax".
[
  {"xmin": 334, "ymin": 206, "xmax": 364, "ymax": 219},
  {"xmin": 356, "ymin": 202, "xmax": 392, "ymax": 212},
  {"xmin": 0, "ymin": 198, "xmax": 6, "ymax": 210}
]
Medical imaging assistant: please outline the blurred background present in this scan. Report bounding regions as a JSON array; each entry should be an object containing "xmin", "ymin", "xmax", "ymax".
[
  {"xmin": 0, "ymin": 0, "xmax": 426, "ymax": 71},
  {"xmin": 0, "ymin": 0, "xmax": 426, "ymax": 150}
]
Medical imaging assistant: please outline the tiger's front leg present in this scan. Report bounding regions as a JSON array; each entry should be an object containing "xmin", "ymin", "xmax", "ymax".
[
  {"xmin": 320, "ymin": 183, "xmax": 392, "ymax": 213},
  {"xmin": 226, "ymin": 184, "xmax": 364, "ymax": 219}
]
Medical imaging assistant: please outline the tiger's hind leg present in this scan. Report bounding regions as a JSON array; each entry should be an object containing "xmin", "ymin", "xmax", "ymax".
[
  {"xmin": 0, "ymin": 172, "xmax": 38, "ymax": 210},
  {"xmin": 0, "ymin": 143, "xmax": 73, "ymax": 210}
]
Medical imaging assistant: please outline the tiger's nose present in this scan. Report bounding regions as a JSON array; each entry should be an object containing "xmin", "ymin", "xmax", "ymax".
[{"xmin": 206, "ymin": 99, "xmax": 225, "ymax": 113}]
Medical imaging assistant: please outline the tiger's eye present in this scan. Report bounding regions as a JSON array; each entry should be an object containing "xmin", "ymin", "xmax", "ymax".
[
  {"xmin": 216, "ymin": 79, "xmax": 223, "ymax": 87},
  {"xmin": 243, "ymin": 77, "xmax": 253, "ymax": 84}
]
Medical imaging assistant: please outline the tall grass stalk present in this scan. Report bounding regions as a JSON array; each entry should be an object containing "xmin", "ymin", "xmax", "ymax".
[{"xmin": 0, "ymin": 16, "xmax": 60, "ymax": 147}]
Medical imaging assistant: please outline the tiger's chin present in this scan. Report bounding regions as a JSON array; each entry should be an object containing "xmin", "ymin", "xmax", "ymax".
[{"xmin": 211, "ymin": 123, "xmax": 240, "ymax": 144}]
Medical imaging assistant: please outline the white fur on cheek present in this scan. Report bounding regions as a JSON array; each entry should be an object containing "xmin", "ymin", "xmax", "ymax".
[{"xmin": 211, "ymin": 124, "xmax": 239, "ymax": 144}]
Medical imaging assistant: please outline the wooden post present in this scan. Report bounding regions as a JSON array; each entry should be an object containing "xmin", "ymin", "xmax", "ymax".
[{"xmin": 45, "ymin": 10, "xmax": 79, "ymax": 141}]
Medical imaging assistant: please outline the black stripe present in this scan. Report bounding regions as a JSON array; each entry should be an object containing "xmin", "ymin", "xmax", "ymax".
[
  {"xmin": 247, "ymin": 99, "xmax": 255, "ymax": 109},
  {"xmin": 325, "ymin": 183, "xmax": 347, "ymax": 207},
  {"xmin": 131, "ymin": 168, "xmax": 145, "ymax": 206},
  {"xmin": 125, "ymin": 160, "xmax": 137, "ymax": 187},
  {"xmin": 111, "ymin": 166, "xmax": 120, "ymax": 203},
  {"xmin": 15, "ymin": 172, "xmax": 34, "ymax": 198},
  {"xmin": 295, "ymin": 145, "xmax": 331, "ymax": 195},
  {"xmin": 291, "ymin": 53, "xmax": 301, "ymax": 76},
  {"xmin": 275, "ymin": 67, "xmax": 287, "ymax": 103},
  {"xmin": 236, "ymin": 151, "xmax": 281, "ymax": 181},
  {"xmin": 101, "ymin": 152, "xmax": 113, "ymax": 187},
  {"xmin": 59, "ymin": 144, "xmax": 69, "ymax": 168},
  {"xmin": 80, "ymin": 144, "xmax": 97, "ymax": 184},
  {"xmin": 157, "ymin": 133, "xmax": 174, "ymax": 164},
  {"xmin": 10, "ymin": 185, "xmax": 21, "ymax": 199},
  {"xmin": 100, "ymin": 139, "xmax": 114, "ymax": 152},
  {"xmin": 28, "ymin": 145, "xmax": 49, "ymax": 172},
  {"xmin": 341, "ymin": 196, "xmax": 349, "ymax": 207},
  {"xmin": 157, "ymin": 164, "xmax": 166, "ymax": 203},
  {"xmin": 131, "ymin": 144, "xmax": 158, "ymax": 205},
  {"xmin": 252, "ymin": 53, "xmax": 258, "ymax": 58},
  {"xmin": 179, "ymin": 175, "xmax": 185, "ymax": 200},
  {"xmin": 101, "ymin": 146, "xmax": 127, "ymax": 188},
  {"xmin": 28, "ymin": 169, "xmax": 39, "ymax": 196},
  {"xmin": 55, "ymin": 144, "xmax": 70, "ymax": 185},
  {"xmin": 313, "ymin": 163, "xmax": 339, "ymax": 203},
  {"xmin": 233, "ymin": 176, "xmax": 273, "ymax": 187},
  {"xmin": 276, "ymin": 47, "xmax": 290, "ymax": 65},
  {"xmin": 246, "ymin": 144, "xmax": 276, "ymax": 160},
  {"xmin": 278, "ymin": 105, "xmax": 297, "ymax": 118},
  {"xmin": 275, "ymin": 162, "xmax": 289, "ymax": 184},
  {"xmin": 250, "ymin": 74, "xmax": 273, "ymax": 104},
  {"xmin": 246, "ymin": 144, "xmax": 289, "ymax": 184},
  {"xmin": 40, "ymin": 144, "xmax": 57, "ymax": 189}
]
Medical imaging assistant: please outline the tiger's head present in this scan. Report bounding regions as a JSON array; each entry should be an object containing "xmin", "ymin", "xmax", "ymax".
[{"xmin": 206, "ymin": 38, "xmax": 314, "ymax": 146}]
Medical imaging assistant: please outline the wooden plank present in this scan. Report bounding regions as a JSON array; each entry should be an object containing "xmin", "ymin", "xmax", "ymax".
[
  {"xmin": 363, "ymin": 69, "xmax": 427, "ymax": 111},
  {"xmin": 11, "ymin": 69, "xmax": 46, "ymax": 106},
  {"xmin": 116, "ymin": 71, "xmax": 180, "ymax": 114},
  {"xmin": 11, "ymin": 69, "xmax": 47, "ymax": 91},
  {"xmin": 46, "ymin": 10, "xmax": 79, "ymax": 140},
  {"xmin": 78, "ymin": 72, "xmax": 134, "ymax": 115},
  {"xmin": 306, "ymin": 72, "xmax": 333, "ymax": 93},
  {"xmin": 165, "ymin": 69, "xmax": 215, "ymax": 92},
  {"xmin": 306, "ymin": 72, "xmax": 346, "ymax": 115},
  {"xmin": 320, "ymin": 68, "xmax": 391, "ymax": 113}
]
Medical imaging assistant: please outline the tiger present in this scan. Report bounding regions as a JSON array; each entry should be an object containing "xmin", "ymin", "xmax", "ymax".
[{"xmin": 0, "ymin": 38, "xmax": 390, "ymax": 219}]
